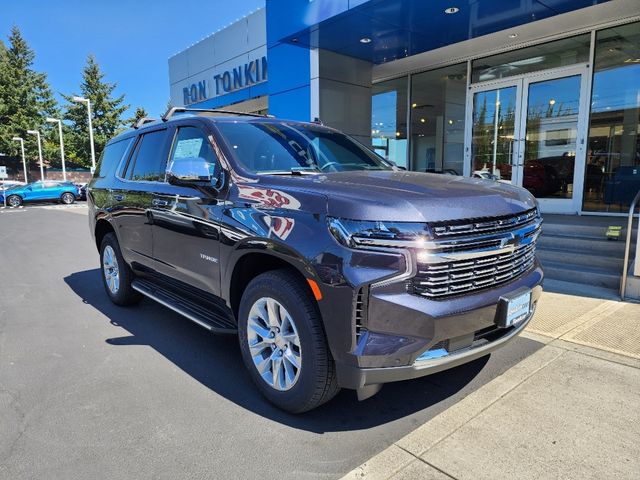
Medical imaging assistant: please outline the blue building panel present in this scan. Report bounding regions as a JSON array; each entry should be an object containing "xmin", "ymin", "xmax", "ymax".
[{"xmin": 269, "ymin": 86, "xmax": 311, "ymax": 121}]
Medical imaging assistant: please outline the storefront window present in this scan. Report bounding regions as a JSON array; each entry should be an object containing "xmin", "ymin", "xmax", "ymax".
[
  {"xmin": 472, "ymin": 34, "xmax": 590, "ymax": 83},
  {"xmin": 371, "ymin": 77, "xmax": 408, "ymax": 168},
  {"xmin": 409, "ymin": 63, "xmax": 467, "ymax": 175},
  {"xmin": 583, "ymin": 22, "xmax": 640, "ymax": 212}
]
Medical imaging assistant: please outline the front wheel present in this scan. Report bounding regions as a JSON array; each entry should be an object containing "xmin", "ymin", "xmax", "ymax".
[
  {"xmin": 238, "ymin": 269, "xmax": 339, "ymax": 413},
  {"xmin": 6, "ymin": 195, "xmax": 22, "ymax": 207},
  {"xmin": 61, "ymin": 192, "xmax": 75, "ymax": 204}
]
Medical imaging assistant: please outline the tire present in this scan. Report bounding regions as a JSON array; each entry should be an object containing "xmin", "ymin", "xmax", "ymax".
[
  {"xmin": 6, "ymin": 195, "xmax": 22, "ymax": 207},
  {"xmin": 238, "ymin": 269, "xmax": 339, "ymax": 413},
  {"xmin": 99, "ymin": 232, "xmax": 141, "ymax": 306},
  {"xmin": 61, "ymin": 192, "xmax": 75, "ymax": 204}
]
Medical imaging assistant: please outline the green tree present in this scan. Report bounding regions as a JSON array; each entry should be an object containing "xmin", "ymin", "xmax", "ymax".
[
  {"xmin": 63, "ymin": 54, "xmax": 128, "ymax": 168},
  {"xmin": 0, "ymin": 26, "xmax": 57, "ymax": 172},
  {"xmin": 130, "ymin": 106, "xmax": 149, "ymax": 127}
]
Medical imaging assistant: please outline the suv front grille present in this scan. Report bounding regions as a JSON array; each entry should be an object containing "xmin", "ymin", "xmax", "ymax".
[
  {"xmin": 429, "ymin": 208, "xmax": 538, "ymax": 238},
  {"xmin": 409, "ymin": 210, "xmax": 540, "ymax": 299}
]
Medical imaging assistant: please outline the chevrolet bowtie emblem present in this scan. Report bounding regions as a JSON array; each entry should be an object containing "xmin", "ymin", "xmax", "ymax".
[{"xmin": 500, "ymin": 233, "xmax": 519, "ymax": 249}]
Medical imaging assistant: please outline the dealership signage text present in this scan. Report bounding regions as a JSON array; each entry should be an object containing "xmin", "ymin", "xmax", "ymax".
[{"xmin": 183, "ymin": 56, "xmax": 267, "ymax": 105}]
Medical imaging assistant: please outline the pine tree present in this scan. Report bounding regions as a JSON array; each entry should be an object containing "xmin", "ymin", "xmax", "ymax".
[
  {"xmin": 63, "ymin": 54, "xmax": 128, "ymax": 168},
  {"xmin": 130, "ymin": 106, "xmax": 149, "ymax": 127},
  {"xmin": 0, "ymin": 27, "xmax": 57, "ymax": 169}
]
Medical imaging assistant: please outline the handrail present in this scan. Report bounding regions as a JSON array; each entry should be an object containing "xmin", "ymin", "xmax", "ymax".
[{"xmin": 620, "ymin": 189, "xmax": 640, "ymax": 300}]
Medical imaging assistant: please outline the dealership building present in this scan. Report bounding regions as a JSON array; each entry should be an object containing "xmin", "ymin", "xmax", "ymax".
[{"xmin": 168, "ymin": 0, "xmax": 639, "ymax": 216}]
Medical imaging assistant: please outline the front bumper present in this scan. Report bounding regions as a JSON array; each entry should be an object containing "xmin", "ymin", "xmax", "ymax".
[
  {"xmin": 338, "ymin": 301, "xmax": 536, "ymax": 389},
  {"xmin": 334, "ymin": 263, "xmax": 543, "ymax": 390}
]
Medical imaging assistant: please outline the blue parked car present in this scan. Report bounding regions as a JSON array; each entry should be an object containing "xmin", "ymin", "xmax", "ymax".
[{"xmin": 0, "ymin": 180, "xmax": 79, "ymax": 207}]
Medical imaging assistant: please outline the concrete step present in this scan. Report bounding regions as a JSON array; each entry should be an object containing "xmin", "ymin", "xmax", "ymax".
[
  {"xmin": 541, "ymin": 214, "xmax": 637, "ymax": 242},
  {"xmin": 541, "ymin": 260, "xmax": 620, "ymax": 290},
  {"xmin": 537, "ymin": 234, "xmax": 627, "ymax": 256},
  {"xmin": 542, "ymin": 278, "xmax": 621, "ymax": 300},
  {"xmin": 541, "ymin": 223, "xmax": 635, "ymax": 241},
  {"xmin": 537, "ymin": 247, "xmax": 624, "ymax": 272}
]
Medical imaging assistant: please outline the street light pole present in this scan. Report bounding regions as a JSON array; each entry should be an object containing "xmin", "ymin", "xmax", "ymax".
[
  {"xmin": 46, "ymin": 117, "xmax": 67, "ymax": 181},
  {"xmin": 72, "ymin": 96, "xmax": 96, "ymax": 173},
  {"xmin": 26, "ymin": 130, "xmax": 45, "ymax": 180},
  {"xmin": 11, "ymin": 137, "xmax": 28, "ymax": 183}
]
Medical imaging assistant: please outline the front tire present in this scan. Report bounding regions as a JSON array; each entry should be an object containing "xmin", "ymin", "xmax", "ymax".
[
  {"xmin": 61, "ymin": 192, "xmax": 75, "ymax": 204},
  {"xmin": 238, "ymin": 269, "xmax": 339, "ymax": 413},
  {"xmin": 7, "ymin": 195, "xmax": 22, "ymax": 207},
  {"xmin": 100, "ymin": 233, "xmax": 141, "ymax": 306}
]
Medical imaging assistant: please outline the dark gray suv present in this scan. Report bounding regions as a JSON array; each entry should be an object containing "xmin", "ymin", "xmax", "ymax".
[{"xmin": 88, "ymin": 108, "xmax": 543, "ymax": 413}]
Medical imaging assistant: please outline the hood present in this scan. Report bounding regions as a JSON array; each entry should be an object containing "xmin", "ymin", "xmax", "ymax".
[{"xmin": 256, "ymin": 171, "xmax": 536, "ymax": 222}]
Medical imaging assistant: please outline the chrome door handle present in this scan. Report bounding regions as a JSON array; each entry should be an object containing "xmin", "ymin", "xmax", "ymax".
[{"xmin": 152, "ymin": 199, "xmax": 169, "ymax": 207}]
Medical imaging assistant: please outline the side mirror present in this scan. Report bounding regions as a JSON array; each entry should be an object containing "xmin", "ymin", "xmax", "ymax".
[{"xmin": 166, "ymin": 157, "xmax": 216, "ymax": 187}]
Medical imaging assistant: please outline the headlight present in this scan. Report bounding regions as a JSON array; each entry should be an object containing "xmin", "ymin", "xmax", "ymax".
[{"xmin": 328, "ymin": 217, "xmax": 432, "ymax": 249}]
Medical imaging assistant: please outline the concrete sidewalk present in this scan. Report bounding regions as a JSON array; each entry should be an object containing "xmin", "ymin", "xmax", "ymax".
[{"xmin": 342, "ymin": 287, "xmax": 640, "ymax": 480}]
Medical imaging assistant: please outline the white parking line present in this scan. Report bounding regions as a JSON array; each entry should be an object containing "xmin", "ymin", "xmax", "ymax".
[
  {"xmin": 36, "ymin": 204, "xmax": 87, "ymax": 210},
  {"xmin": 0, "ymin": 206, "xmax": 26, "ymax": 213}
]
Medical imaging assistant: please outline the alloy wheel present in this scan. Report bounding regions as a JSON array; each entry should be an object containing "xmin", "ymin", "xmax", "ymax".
[
  {"xmin": 7, "ymin": 196, "xmax": 20, "ymax": 207},
  {"xmin": 102, "ymin": 245, "xmax": 120, "ymax": 294},
  {"xmin": 62, "ymin": 193, "xmax": 74, "ymax": 204},
  {"xmin": 246, "ymin": 297, "xmax": 302, "ymax": 391}
]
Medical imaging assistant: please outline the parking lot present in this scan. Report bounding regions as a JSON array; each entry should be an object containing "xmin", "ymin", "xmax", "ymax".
[{"xmin": 0, "ymin": 205, "xmax": 544, "ymax": 479}]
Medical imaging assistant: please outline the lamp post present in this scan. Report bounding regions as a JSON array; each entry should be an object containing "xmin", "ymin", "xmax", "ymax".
[
  {"xmin": 46, "ymin": 117, "xmax": 67, "ymax": 181},
  {"xmin": 26, "ymin": 130, "xmax": 45, "ymax": 180},
  {"xmin": 11, "ymin": 137, "xmax": 28, "ymax": 183},
  {"xmin": 71, "ymin": 96, "xmax": 96, "ymax": 173}
]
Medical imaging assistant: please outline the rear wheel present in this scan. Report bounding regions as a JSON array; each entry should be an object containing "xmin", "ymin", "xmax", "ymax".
[
  {"xmin": 100, "ymin": 233, "xmax": 141, "ymax": 306},
  {"xmin": 238, "ymin": 269, "xmax": 339, "ymax": 413},
  {"xmin": 6, "ymin": 195, "xmax": 22, "ymax": 207},
  {"xmin": 61, "ymin": 192, "xmax": 75, "ymax": 204}
]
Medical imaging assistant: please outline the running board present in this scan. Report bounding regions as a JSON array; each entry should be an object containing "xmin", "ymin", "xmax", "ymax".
[{"xmin": 132, "ymin": 278, "xmax": 237, "ymax": 334}]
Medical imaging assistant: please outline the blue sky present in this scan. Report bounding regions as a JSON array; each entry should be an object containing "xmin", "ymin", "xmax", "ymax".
[{"xmin": 1, "ymin": 0, "xmax": 265, "ymax": 118}]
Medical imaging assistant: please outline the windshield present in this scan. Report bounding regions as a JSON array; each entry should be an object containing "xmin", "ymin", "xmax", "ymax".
[{"xmin": 215, "ymin": 121, "xmax": 392, "ymax": 174}]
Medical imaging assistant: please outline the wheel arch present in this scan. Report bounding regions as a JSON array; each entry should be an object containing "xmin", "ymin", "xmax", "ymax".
[
  {"xmin": 94, "ymin": 218, "xmax": 116, "ymax": 251},
  {"xmin": 227, "ymin": 249, "xmax": 320, "ymax": 321},
  {"xmin": 6, "ymin": 193, "xmax": 23, "ymax": 202}
]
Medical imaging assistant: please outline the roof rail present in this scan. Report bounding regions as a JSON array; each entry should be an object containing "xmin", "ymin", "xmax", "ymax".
[
  {"xmin": 133, "ymin": 117, "xmax": 157, "ymax": 129},
  {"xmin": 162, "ymin": 107, "xmax": 271, "ymax": 122}
]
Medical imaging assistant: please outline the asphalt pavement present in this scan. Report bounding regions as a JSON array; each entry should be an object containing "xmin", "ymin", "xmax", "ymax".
[{"xmin": 0, "ymin": 206, "xmax": 543, "ymax": 479}]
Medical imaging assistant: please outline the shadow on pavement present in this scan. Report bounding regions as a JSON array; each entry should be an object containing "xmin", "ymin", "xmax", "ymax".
[{"xmin": 64, "ymin": 268, "xmax": 489, "ymax": 433}]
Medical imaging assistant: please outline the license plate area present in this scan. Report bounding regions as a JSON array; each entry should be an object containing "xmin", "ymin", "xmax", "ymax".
[{"xmin": 495, "ymin": 287, "xmax": 532, "ymax": 328}]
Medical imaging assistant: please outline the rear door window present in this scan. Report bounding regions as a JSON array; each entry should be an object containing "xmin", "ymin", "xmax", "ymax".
[
  {"xmin": 126, "ymin": 130, "xmax": 169, "ymax": 182},
  {"xmin": 97, "ymin": 138, "xmax": 133, "ymax": 178}
]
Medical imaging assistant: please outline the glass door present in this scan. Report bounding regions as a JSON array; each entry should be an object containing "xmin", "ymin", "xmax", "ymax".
[
  {"xmin": 467, "ymin": 83, "xmax": 521, "ymax": 184},
  {"xmin": 520, "ymin": 70, "xmax": 588, "ymax": 213},
  {"xmin": 465, "ymin": 65, "xmax": 589, "ymax": 214}
]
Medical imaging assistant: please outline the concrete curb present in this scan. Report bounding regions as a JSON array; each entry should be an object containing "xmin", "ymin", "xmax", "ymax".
[{"xmin": 340, "ymin": 346, "xmax": 565, "ymax": 480}]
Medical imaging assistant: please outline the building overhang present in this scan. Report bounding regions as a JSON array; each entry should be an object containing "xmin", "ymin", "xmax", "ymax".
[{"xmin": 275, "ymin": 0, "xmax": 612, "ymax": 64}]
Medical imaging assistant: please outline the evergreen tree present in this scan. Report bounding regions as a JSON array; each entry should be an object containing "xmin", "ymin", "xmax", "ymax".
[
  {"xmin": 0, "ymin": 40, "xmax": 7, "ymax": 140},
  {"xmin": 63, "ymin": 54, "xmax": 128, "ymax": 168},
  {"xmin": 130, "ymin": 106, "xmax": 149, "ymax": 127},
  {"xmin": 0, "ymin": 27, "xmax": 57, "ymax": 169}
]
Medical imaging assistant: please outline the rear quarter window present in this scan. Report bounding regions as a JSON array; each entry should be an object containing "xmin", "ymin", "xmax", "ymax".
[{"xmin": 97, "ymin": 138, "xmax": 134, "ymax": 178}]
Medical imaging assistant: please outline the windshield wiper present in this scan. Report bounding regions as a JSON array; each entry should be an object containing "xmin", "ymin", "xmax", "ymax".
[{"xmin": 261, "ymin": 168, "xmax": 320, "ymax": 176}]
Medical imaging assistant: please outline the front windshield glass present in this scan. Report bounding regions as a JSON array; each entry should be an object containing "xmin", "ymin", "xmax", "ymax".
[{"xmin": 215, "ymin": 121, "xmax": 392, "ymax": 174}]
